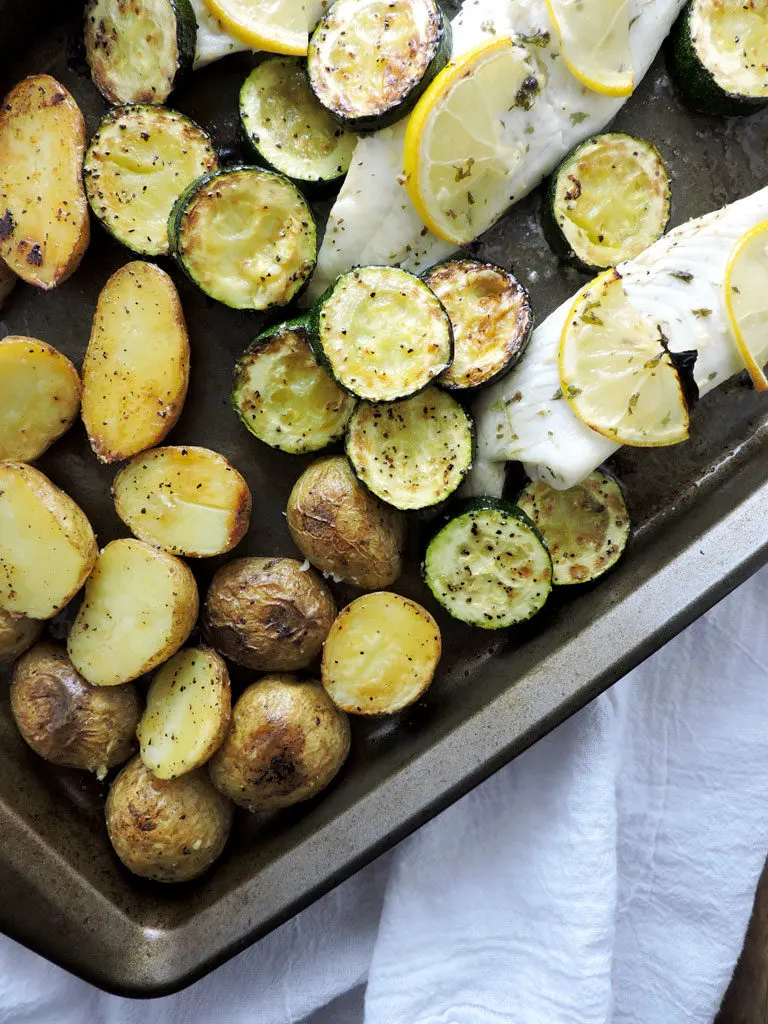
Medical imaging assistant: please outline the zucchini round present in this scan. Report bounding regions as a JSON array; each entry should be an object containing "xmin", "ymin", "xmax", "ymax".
[
  {"xmin": 169, "ymin": 166, "xmax": 317, "ymax": 310},
  {"xmin": 84, "ymin": 0, "xmax": 196, "ymax": 105},
  {"xmin": 541, "ymin": 134, "xmax": 671, "ymax": 273},
  {"xmin": 84, "ymin": 106, "xmax": 218, "ymax": 257},
  {"xmin": 668, "ymin": 0, "xmax": 768, "ymax": 116},
  {"xmin": 233, "ymin": 317, "xmax": 356, "ymax": 455},
  {"xmin": 423, "ymin": 497, "xmax": 553, "ymax": 629},
  {"xmin": 516, "ymin": 471, "xmax": 630, "ymax": 586},
  {"xmin": 307, "ymin": 0, "xmax": 452, "ymax": 131},
  {"xmin": 345, "ymin": 386, "xmax": 474, "ymax": 511},
  {"xmin": 422, "ymin": 259, "xmax": 533, "ymax": 392},
  {"xmin": 310, "ymin": 265, "xmax": 453, "ymax": 402},
  {"xmin": 240, "ymin": 57, "xmax": 357, "ymax": 188}
]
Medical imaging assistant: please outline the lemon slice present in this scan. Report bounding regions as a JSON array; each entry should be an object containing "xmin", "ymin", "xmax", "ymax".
[
  {"xmin": 723, "ymin": 219, "xmax": 768, "ymax": 392},
  {"xmin": 201, "ymin": 0, "xmax": 310, "ymax": 54},
  {"xmin": 403, "ymin": 37, "xmax": 544, "ymax": 245},
  {"xmin": 545, "ymin": 0, "xmax": 634, "ymax": 97},
  {"xmin": 559, "ymin": 269, "xmax": 691, "ymax": 447}
]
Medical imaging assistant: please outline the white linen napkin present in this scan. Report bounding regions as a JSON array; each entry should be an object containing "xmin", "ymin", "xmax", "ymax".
[{"xmin": 1, "ymin": 565, "xmax": 767, "ymax": 1024}]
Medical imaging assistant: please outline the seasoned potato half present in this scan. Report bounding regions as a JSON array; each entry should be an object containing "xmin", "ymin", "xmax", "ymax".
[
  {"xmin": 106, "ymin": 755, "xmax": 233, "ymax": 883},
  {"xmin": 202, "ymin": 557, "xmax": 336, "ymax": 671},
  {"xmin": 322, "ymin": 592, "xmax": 441, "ymax": 715},
  {"xmin": 0, "ymin": 336, "xmax": 81, "ymax": 461},
  {"xmin": 287, "ymin": 456, "xmax": 407, "ymax": 589},
  {"xmin": 0, "ymin": 608, "xmax": 43, "ymax": 662},
  {"xmin": 113, "ymin": 446, "xmax": 251, "ymax": 557},
  {"xmin": 138, "ymin": 647, "xmax": 231, "ymax": 780},
  {"xmin": 0, "ymin": 75, "xmax": 89, "ymax": 288},
  {"xmin": 0, "ymin": 259, "xmax": 16, "ymax": 307},
  {"xmin": 68, "ymin": 538, "xmax": 199, "ymax": 686},
  {"xmin": 209, "ymin": 674, "xmax": 350, "ymax": 812},
  {"xmin": 82, "ymin": 262, "xmax": 190, "ymax": 463},
  {"xmin": 11, "ymin": 642, "xmax": 142, "ymax": 777},
  {"xmin": 0, "ymin": 462, "xmax": 97, "ymax": 619}
]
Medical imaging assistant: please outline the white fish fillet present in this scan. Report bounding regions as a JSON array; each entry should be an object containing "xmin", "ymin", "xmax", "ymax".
[
  {"xmin": 191, "ymin": 0, "xmax": 330, "ymax": 69},
  {"xmin": 469, "ymin": 186, "xmax": 768, "ymax": 495},
  {"xmin": 306, "ymin": 0, "xmax": 687, "ymax": 301}
]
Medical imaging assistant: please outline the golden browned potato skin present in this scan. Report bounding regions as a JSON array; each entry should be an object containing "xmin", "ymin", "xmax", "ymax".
[
  {"xmin": 10, "ymin": 642, "xmax": 141, "ymax": 775},
  {"xmin": 0, "ymin": 608, "xmax": 43, "ymax": 661},
  {"xmin": 286, "ymin": 456, "xmax": 407, "ymax": 589},
  {"xmin": 202, "ymin": 557, "xmax": 337, "ymax": 671},
  {"xmin": 106, "ymin": 755, "xmax": 233, "ymax": 883},
  {"xmin": 209, "ymin": 674, "xmax": 350, "ymax": 812}
]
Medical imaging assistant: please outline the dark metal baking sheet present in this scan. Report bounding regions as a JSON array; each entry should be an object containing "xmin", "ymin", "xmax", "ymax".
[{"xmin": 1, "ymin": 0, "xmax": 767, "ymax": 997}]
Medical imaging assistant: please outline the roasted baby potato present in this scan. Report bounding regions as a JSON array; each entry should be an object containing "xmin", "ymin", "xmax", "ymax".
[
  {"xmin": 0, "ymin": 608, "xmax": 43, "ymax": 661},
  {"xmin": 68, "ymin": 538, "xmax": 199, "ymax": 686},
  {"xmin": 106, "ymin": 755, "xmax": 233, "ymax": 883},
  {"xmin": 209, "ymin": 674, "xmax": 350, "ymax": 811},
  {"xmin": 0, "ymin": 75, "xmax": 89, "ymax": 288},
  {"xmin": 322, "ymin": 592, "xmax": 442, "ymax": 715},
  {"xmin": 137, "ymin": 647, "xmax": 231, "ymax": 780},
  {"xmin": 0, "ymin": 336, "xmax": 81, "ymax": 461},
  {"xmin": 0, "ymin": 259, "xmax": 15, "ymax": 307},
  {"xmin": 286, "ymin": 456, "xmax": 407, "ymax": 589},
  {"xmin": 11, "ymin": 642, "xmax": 142, "ymax": 777},
  {"xmin": 202, "ymin": 557, "xmax": 336, "ymax": 671},
  {"xmin": 81, "ymin": 262, "xmax": 190, "ymax": 463},
  {"xmin": 0, "ymin": 462, "xmax": 97, "ymax": 620},
  {"xmin": 112, "ymin": 446, "xmax": 252, "ymax": 557}
]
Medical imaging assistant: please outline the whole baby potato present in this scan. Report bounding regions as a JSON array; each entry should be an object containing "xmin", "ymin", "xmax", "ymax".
[
  {"xmin": 106, "ymin": 755, "xmax": 233, "ymax": 883},
  {"xmin": 286, "ymin": 455, "xmax": 407, "ymax": 589},
  {"xmin": 0, "ymin": 607, "xmax": 43, "ymax": 661},
  {"xmin": 202, "ymin": 557, "xmax": 336, "ymax": 671},
  {"xmin": 10, "ymin": 642, "xmax": 141, "ymax": 776},
  {"xmin": 209, "ymin": 673, "xmax": 350, "ymax": 811}
]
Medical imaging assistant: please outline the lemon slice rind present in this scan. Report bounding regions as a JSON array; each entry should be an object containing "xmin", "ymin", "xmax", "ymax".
[
  {"xmin": 723, "ymin": 218, "xmax": 768, "ymax": 393},
  {"xmin": 201, "ymin": 0, "xmax": 308, "ymax": 54},
  {"xmin": 545, "ymin": 0, "xmax": 634, "ymax": 98}
]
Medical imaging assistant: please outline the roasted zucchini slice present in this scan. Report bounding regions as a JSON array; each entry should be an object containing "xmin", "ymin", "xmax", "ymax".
[
  {"xmin": 541, "ymin": 133, "xmax": 671, "ymax": 273},
  {"xmin": 517, "ymin": 470, "xmax": 630, "ymax": 586},
  {"xmin": 0, "ymin": 75, "xmax": 89, "ymax": 289},
  {"xmin": 422, "ymin": 259, "xmax": 533, "ymax": 392},
  {"xmin": 84, "ymin": 0, "xmax": 196, "ymax": 105},
  {"xmin": 668, "ymin": 0, "xmax": 768, "ymax": 116},
  {"xmin": 321, "ymin": 592, "xmax": 441, "ymax": 714},
  {"xmin": 84, "ymin": 106, "xmax": 217, "ymax": 257},
  {"xmin": 240, "ymin": 57, "xmax": 357, "ymax": 187},
  {"xmin": 310, "ymin": 265, "xmax": 453, "ymax": 401},
  {"xmin": 0, "ymin": 336, "xmax": 81, "ymax": 461},
  {"xmin": 423, "ymin": 497, "xmax": 553, "ymax": 629},
  {"xmin": 308, "ymin": 0, "xmax": 452, "ymax": 131},
  {"xmin": 345, "ymin": 387, "xmax": 474, "ymax": 510},
  {"xmin": 169, "ymin": 166, "xmax": 317, "ymax": 310},
  {"xmin": 233, "ymin": 317, "xmax": 356, "ymax": 454}
]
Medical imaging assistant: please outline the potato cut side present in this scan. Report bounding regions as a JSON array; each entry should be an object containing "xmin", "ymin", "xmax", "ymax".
[
  {"xmin": 0, "ymin": 336, "xmax": 81, "ymax": 460},
  {"xmin": 82, "ymin": 262, "xmax": 190, "ymax": 463},
  {"xmin": 0, "ymin": 462, "xmax": 97, "ymax": 620},
  {"xmin": 0, "ymin": 75, "xmax": 89, "ymax": 288},
  {"xmin": 138, "ymin": 646, "xmax": 231, "ymax": 779},
  {"xmin": 67, "ymin": 538, "xmax": 199, "ymax": 686},
  {"xmin": 0, "ymin": 259, "xmax": 16, "ymax": 307},
  {"xmin": 321, "ymin": 592, "xmax": 441, "ymax": 714},
  {"xmin": 112, "ymin": 446, "xmax": 252, "ymax": 557}
]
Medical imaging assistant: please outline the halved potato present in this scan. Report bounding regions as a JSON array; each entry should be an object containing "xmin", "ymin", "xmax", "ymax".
[
  {"xmin": 67, "ymin": 538, "xmax": 199, "ymax": 686},
  {"xmin": 137, "ymin": 646, "xmax": 231, "ymax": 780},
  {"xmin": 0, "ymin": 259, "xmax": 16, "ymax": 307},
  {"xmin": 0, "ymin": 462, "xmax": 97, "ymax": 620},
  {"xmin": 0, "ymin": 75, "xmax": 89, "ymax": 288},
  {"xmin": 81, "ymin": 262, "xmax": 190, "ymax": 463},
  {"xmin": 0, "ymin": 608, "xmax": 43, "ymax": 662},
  {"xmin": 321, "ymin": 592, "xmax": 442, "ymax": 715},
  {"xmin": 0, "ymin": 336, "xmax": 81, "ymax": 460},
  {"xmin": 112, "ymin": 446, "xmax": 252, "ymax": 557}
]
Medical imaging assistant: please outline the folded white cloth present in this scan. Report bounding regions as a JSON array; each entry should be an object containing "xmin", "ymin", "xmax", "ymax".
[{"xmin": 2, "ymin": 565, "xmax": 767, "ymax": 1024}]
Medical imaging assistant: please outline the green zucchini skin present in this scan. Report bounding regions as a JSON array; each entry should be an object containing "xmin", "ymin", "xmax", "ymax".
[
  {"xmin": 667, "ymin": 1, "xmax": 768, "ymax": 117},
  {"xmin": 84, "ymin": 0, "xmax": 196, "ymax": 105},
  {"xmin": 422, "ymin": 496, "xmax": 553, "ymax": 629},
  {"xmin": 540, "ymin": 133, "xmax": 671, "ymax": 274},
  {"xmin": 307, "ymin": 0, "xmax": 452, "ymax": 132}
]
